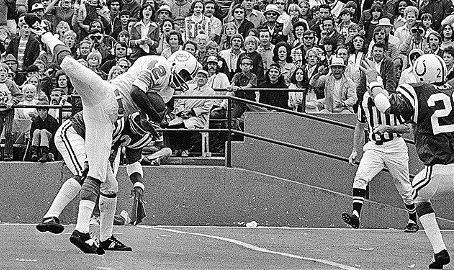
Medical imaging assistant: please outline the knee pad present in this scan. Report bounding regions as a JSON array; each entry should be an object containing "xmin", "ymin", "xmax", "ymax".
[
  {"xmin": 80, "ymin": 176, "xmax": 101, "ymax": 202},
  {"xmin": 126, "ymin": 161, "xmax": 143, "ymax": 178},
  {"xmin": 416, "ymin": 202, "xmax": 434, "ymax": 217},
  {"xmin": 353, "ymin": 177, "xmax": 368, "ymax": 190},
  {"xmin": 53, "ymin": 44, "xmax": 71, "ymax": 66}
]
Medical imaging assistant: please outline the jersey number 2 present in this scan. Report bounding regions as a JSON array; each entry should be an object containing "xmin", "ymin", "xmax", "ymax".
[
  {"xmin": 428, "ymin": 92, "xmax": 454, "ymax": 134},
  {"xmin": 151, "ymin": 66, "xmax": 166, "ymax": 81}
]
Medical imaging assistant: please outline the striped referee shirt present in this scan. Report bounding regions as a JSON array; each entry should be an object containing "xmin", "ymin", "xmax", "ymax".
[{"xmin": 359, "ymin": 92, "xmax": 402, "ymax": 144}]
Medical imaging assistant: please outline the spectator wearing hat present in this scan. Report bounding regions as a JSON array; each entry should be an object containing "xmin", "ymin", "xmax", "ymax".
[
  {"xmin": 29, "ymin": 100, "xmax": 59, "ymax": 162},
  {"xmin": 260, "ymin": 4, "xmax": 287, "ymax": 45},
  {"xmin": 421, "ymin": 0, "xmax": 453, "ymax": 32},
  {"xmin": 0, "ymin": 62, "xmax": 23, "ymax": 161},
  {"xmin": 427, "ymin": 32, "xmax": 444, "ymax": 58},
  {"xmin": 377, "ymin": 18, "xmax": 399, "ymax": 45},
  {"xmin": 3, "ymin": 54, "xmax": 25, "ymax": 86},
  {"xmin": 219, "ymin": 34, "xmax": 245, "ymax": 79},
  {"xmin": 167, "ymin": 69, "xmax": 215, "ymax": 156},
  {"xmin": 206, "ymin": 55, "xmax": 230, "ymax": 94},
  {"xmin": 399, "ymin": 48, "xmax": 423, "ymax": 84},
  {"xmin": 31, "ymin": 3, "xmax": 45, "ymax": 19},
  {"xmin": 45, "ymin": 0, "xmax": 75, "ymax": 33},
  {"xmin": 309, "ymin": 56, "xmax": 357, "ymax": 113},
  {"xmin": 6, "ymin": 21, "xmax": 40, "ymax": 72},
  {"xmin": 156, "ymin": 4, "xmax": 172, "ymax": 24},
  {"xmin": 258, "ymin": 62, "xmax": 289, "ymax": 109}
]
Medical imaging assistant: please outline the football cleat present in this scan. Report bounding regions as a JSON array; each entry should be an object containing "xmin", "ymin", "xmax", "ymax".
[
  {"xmin": 69, "ymin": 230, "xmax": 105, "ymax": 255},
  {"xmin": 100, "ymin": 236, "xmax": 132, "ymax": 251},
  {"xmin": 36, "ymin": 217, "xmax": 64, "ymax": 234},
  {"xmin": 342, "ymin": 212, "xmax": 360, "ymax": 229},
  {"xmin": 429, "ymin": 249, "xmax": 450, "ymax": 269},
  {"xmin": 404, "ymin": 222, "xmax": 419, "ymax": 233},
  {"xmin": 130, "ymin": 187, "xmax": 147, "ymax": 225}
]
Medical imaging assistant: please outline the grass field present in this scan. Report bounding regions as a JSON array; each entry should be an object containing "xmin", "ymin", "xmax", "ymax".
[{"xmin": 1, "ymin": 224, "xmax": 452, "ymax": 269}]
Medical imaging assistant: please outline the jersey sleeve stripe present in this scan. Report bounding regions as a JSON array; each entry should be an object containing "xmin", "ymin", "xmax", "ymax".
[{"xmin": 397, "ymin": 84, "xmax": 419, "ymax": 123}]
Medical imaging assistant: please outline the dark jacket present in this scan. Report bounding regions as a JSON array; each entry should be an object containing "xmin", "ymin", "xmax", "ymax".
[
  {"xmin": 421, "ymin": 0, "xmax": 454, "ymax": 32},
  {"xmin": 259, "ymin": 22, "xmax": 287, "ymax": 45},
  {"xmin": 237, "ymin": 19, "xmax": 255, "ymax": 38},
  {"xmin": 258, "ymin": 76, "xmax": 289, "ymax": 109},
  {"xmin": 236, "ymin": 51, "xmax": 265, "ymax": 84},
  {"xmin": 30, "ymin": 114, "xmax": 60, "ymax": 140},
  {"xmin": 357, "ymin": 56, "xmax": 396, "ymax": 101},
  {"xmin": 6, "ymin": 36, "xmax": 41, "ymax": 70}
]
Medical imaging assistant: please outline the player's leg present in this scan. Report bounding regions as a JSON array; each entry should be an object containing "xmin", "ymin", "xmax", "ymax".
[
  {"xmin": 342, "ymin": 148, "xmax": 384, "ymax": 228},
  {"xmin": 98, "ymin": 167, "xmax": 132, "ymax": 251},
  {"xmin": 36, "ymin": 122, "xmax": 86, "ymax": 234},
  {"xmin": 126, "ymin": 157, "xmax": 146, "ymax": 225},
  {"xmin": 414, "ymin": 165, "xmax": 454, "ymax": 269},
  {"xmin": 384, "ymin": 144, "xmax": 418, "ymax": 232}
]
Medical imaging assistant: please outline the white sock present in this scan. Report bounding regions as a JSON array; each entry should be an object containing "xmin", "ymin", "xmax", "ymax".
[
  {"xmin": 75, "ymin": 200, "xmax": 95, "ymax": 234},
  {"xmin": 419, "ymin": 213, "xmax": 446, "ymax": 253},
  {"xmin": 44, "ymin": 178, "xmax": 81, "ymax": 219},
  {"xmin": 41, "ymin": 32, "xmax": 64, "ymax": 53},
  {"xmin": 99, "ymin": 195, "xmax": 117, "ymax": 242}
]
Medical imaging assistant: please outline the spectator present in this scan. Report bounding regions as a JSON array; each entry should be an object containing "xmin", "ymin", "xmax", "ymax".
[
  {"xmin": 55, "ymin": 70, "xmax": 73, "ymax": 97},
  {"xmin": 399, "ymin": 48, "xmax": 423, "ymax": 84},
  {"xmin": 427, "ymin": 32, "xmax": 444, "ymax": 57},
  {"xmin": 261, "ymin": 4, "xmax": 287, "ymax": 45},
  {"xmin": 219, "ymin": 34, "xmax": 245, "ymax": 79},
  {"xmin": 273, "ymin": 41, "xmax": 296, "ymax": 85},
  {"xmin": 206, "ymin": 55, "xmax": 230, "ymax": 95},
  {"xmin": 45, "ymin": 0, "xmax": 75, "ymax": 32},
  {"xmin": 0, "ymin": 62, "xmax": 22, "ymax": 161},
  {"xmin": 258, "ymin": 62, "xmax": 288, "ymax": 109},
  {"xmin": 63, "ymin": 30, "xmax": 78, "ymax": 58},
  {"xmin": 3, "ymin": 54, "xmax": 25, "ymax": 86},
  {"xmin": 206, "ymin": 41, "xmax": 229, "ymax": 76},
  {"xmin": 367, "ymin": 26, "xmax": 399, "ymax": 67},
  {"xmin": 230, "ymin": 4, "xmax": 254, "ymax": 38},
  {"xmin": 361, "ymin": 3, "xmax": 384, "ymax": 44},
  {"xmin": 100, "ymin": 42, "xmax": 128, "ymax": 75},
  {"xmin": 168, "ymin": 69, "xmax": 215, "ymax": 156},
  {"xmin": 107, "ymin": 65, "xmax": 124, "ymax": 81},
  {"xmin": 421, "ymin": 13, "xmax": 437, "ymax": 39},
  {"xmin": 395, "ymin": 5, "xmax": 418, "ymax": 48},
  {"xmin": 76, "ymin": 39, "xmax": 91, "ymax": 60},
  {"xmin": 303, "ymin": 48, "xmax": 322, "ymax": 100},
  {"xmin": 106, "ymin": 0, "xmax": 123, "ymax": 32},
  {"xmin": 161, "ymin": 30, "xmax": 183, "ymax": 59},
  {"xmin": 111, "ymin": 10, "xmax": 130, "ymax": 40},
  {"xmin": 180, "ymin": 40, "xmax": 196, "ymax": 58},
  {"xmin": 30, "ymin": 100, "xmax": 59, "ymax": 162},
  {"xmin": 15, "ymin": 83, "xmax": 38, "ymax": 120},
  {"xmin": 309, "ymin": 3, "xmax": 330, "ymax": 38},
  {"xmin": 196, "ymin": 33, "xmax": 210, "ymax": 67},
  {"xmin": 288, "ymin": 67, "xmax": 307, "ymax": 112},
  {"xmin": 358, "ymin": 41, "xmax": 396, "ymax": 99},
  {"xmin": 348, "ymin": 34, "xmax": 367, "ymax": 87},
  {"xmin": 184, "ymin": 0, "xmax": 212, "ymax": 41},
  {"xmin": 48, "ymin": 88, "xmax": 72, "ymax": 122},
  {"xmin": 220, "ymin": 22, "xmax": 238, "ymax": 50},
  {"xmin": 169, "ymin": 0, "xmax": 193, "ymax": 19},
  {"xmin": 440, "ymin": 24, "xmax": 454, "ymax": 50},
  {"xmin": 116, "ymin": 58, "xmax": 131, "ymax": 72},
  {"xmin": 337, "ymin": 9, "xmax": 354, "ymax": 39},
  {"xmin": 228, "ymin": 55, "xmax": 257, "ymax": 119},
  {"xmin": 55, "ymin": 21, "xmax": 70, "ymax": 42},
  {"xmin": 399, "ymin": 21, "xmax": 430, "ymax": 62},
  {"xmin": 31, "ymin": 3, "xmax": 46, "ymax": 20},
  {"xmin": 76, "ymin": 0, "xmax": 111, "ymax": 41},
  {"xmin": 86, "ymin": 50, "xmax": 106, "ymax": 79},
  {"xmin": 322, "ymin": 16, "xmax": 345, "ymax": 46},
  {"xmin": 444, "ymin": 46, "xmax": 454, "ymax": 81},
  {"xmin": 420, "ymin": 0, "xmax": 453, "ymax": 32},
  {"xmin": 129, "ymin": 4, "xmax": 159, "ymax": 60},
  {"xmin": 359, "ymin": 0, "xmax": 393, "ymax": 28},
  {"xmin": 156, "ymin": 4, "xmax": 172, "ymax": 25},
  {"xmin": 257, "ymin": 28, "xmax": 275, "ymax": 73},
  {"xmin": 237, "ymin": 36, "xmax": 265, "ymax": 84},
  {"xmin": 393, "ymin": 0, "xmax": 410, "ymax": 29},
  {"xmin": 204, "ymin": 1, "xmax": 222, "ymax": 43},
  {"xmin": 377, "ymin": 18, "xmax": 399, "ymax": 45},
  {"xmin": 117, "ymin": 30, "xmax": 132, "ymax": 55},
  {"xmin": 243, "ymin": 0, "xmax": 265, "ymax": 28},
  {"xmin": 6, "ymin": 21, "xmax": 40, "ymax": 72},
  {"xmin": 309, "ymin": 57, "xmax": 357, "ymax": 113}
]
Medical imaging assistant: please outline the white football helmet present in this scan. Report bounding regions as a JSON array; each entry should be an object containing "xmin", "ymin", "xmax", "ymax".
[
  {"xmin": 168, "ymin": 50, "xmax": 201, "ymax": 78},
  {"xmin": 413, "ymin": 54, "xmax": 447, "ymax": 84}
]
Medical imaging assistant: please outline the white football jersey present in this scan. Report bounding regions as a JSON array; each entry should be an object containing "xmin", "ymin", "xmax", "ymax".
[{"xmin": 111, "ymin": 55, "xmax": 173, "ymax": 116}]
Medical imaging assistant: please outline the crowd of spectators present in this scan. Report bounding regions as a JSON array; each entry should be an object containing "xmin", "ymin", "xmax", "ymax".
[{"xmin": 0, "ymin": 0, "xmax": 453, "ymax": 159}]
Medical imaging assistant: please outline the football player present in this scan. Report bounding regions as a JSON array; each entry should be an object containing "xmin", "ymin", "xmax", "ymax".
[
  {"xmin": 361, "ymin": 54, "xmax": 454, "ymax": 269},
  {"xmin": 36, "ymin": 112, "xmax": 156, "ymax": 253},
  {"xmin": 24, "ymin": 14, "xmax": 200, "ymax": 254}
]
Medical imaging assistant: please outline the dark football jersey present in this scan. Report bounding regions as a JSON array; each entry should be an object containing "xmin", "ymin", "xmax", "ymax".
[{"xmin": 390, "ymin": 83, "xmax": 454, "ymax": 165}]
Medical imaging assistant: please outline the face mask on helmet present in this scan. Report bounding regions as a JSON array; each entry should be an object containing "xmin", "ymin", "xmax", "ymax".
[{"xmin": 413, "ymin": 54, "xmax": 447, "ymax": 84}]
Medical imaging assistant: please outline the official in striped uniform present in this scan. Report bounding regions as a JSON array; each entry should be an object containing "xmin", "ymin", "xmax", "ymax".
[
  {"xmin": 342, "ymin": 89, "xmax": 418, "ymax": 232},
  {"xmin": 362, "ymin": 54, "xmax": 454, "ymax": 269}
]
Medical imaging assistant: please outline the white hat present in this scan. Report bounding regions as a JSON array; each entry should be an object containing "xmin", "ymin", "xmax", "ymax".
[
  {"xmin": 264, "ymin": 4, "xmax": 281, "ymax": 16},
  {"xmin": 157, "ymin": 5, "xmax": 172, "ymax": 16},
  {"xmin": 330, "ymin": 57, "xmax": 346, "ymax": 67},
  {"xmin": 378, "ymin": 18, "xmax": 393, "ymax": 27},
  {"xmin": 197, "ymin": 69, "xmax": 209, "ymax": 77},
  {"xmin": 31, "ymin": 3, "xmax": 44, "ymax": 11}
]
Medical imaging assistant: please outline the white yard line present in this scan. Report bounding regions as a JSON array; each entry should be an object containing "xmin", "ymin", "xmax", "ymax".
[{"xmin": 152, "ymin": 227, "xmax": 360, "ymax": 270}]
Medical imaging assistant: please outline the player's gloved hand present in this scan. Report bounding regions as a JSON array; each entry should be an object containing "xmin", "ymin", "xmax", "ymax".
[{"xmin": 348, "ymin": 151, "xmax": 358, "ymax": 165}]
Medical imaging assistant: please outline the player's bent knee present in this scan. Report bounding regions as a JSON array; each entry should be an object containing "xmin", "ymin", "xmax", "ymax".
[
  {"xmin": 416, "ymin": 201, "xmax": 434, "ymax": 217},
  {"xmin": 353, "ymin": 178, "xmax": 368, "ymax": 190},
  {"xmin": 80, "ymin": 176, "xmax": 101, "ymax": 202},
  {"xmin": 53, "ymin": 44, "xmax": 71, "ymax": 66},
  {"xmin": 126, "ymin": 162, "xmax": 143, "ymax": 178}
]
